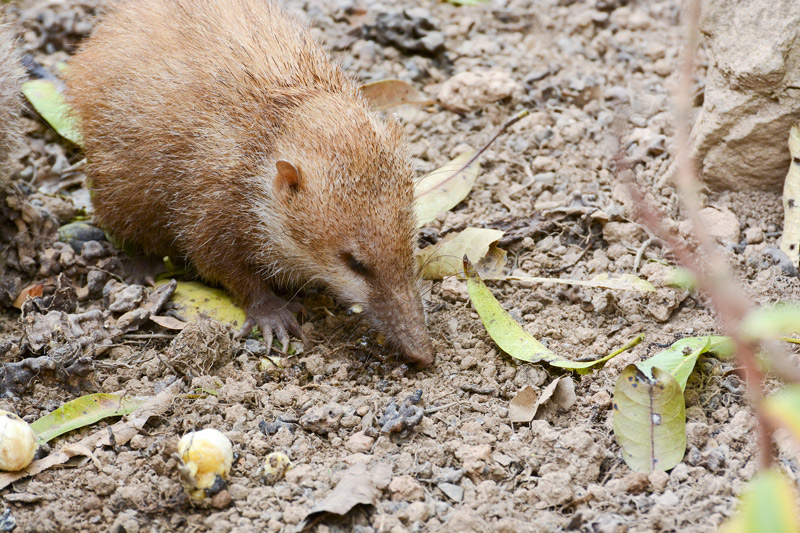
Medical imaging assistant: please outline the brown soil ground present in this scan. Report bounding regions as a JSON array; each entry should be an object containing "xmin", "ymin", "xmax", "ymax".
[{"xmin": 0, "ymin": 0, "xmax": 792, "ymax": 531}]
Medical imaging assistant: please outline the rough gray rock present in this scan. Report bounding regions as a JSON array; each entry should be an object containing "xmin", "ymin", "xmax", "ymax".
[{"xmin": 691, "ymin": 0, "xmax": 800, "ymax": 190}]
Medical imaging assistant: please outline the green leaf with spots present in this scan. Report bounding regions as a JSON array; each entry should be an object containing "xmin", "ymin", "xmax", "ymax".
[
  {"xmin": 613, "ymin": 365, "xmax": 686, "ymax": 473},
  {"xmin": 464, "ymin": 258, "xmax": 638, "ymax": 370},
  {"xmin": 21, "ymin": 79, "xmax": 83, "ymax": 146},
  {"xmin": 30, "ymin": 393, "xmax": 146, "ymax": 444}
]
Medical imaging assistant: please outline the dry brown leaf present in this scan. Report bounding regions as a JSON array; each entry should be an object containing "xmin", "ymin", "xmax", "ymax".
[
  {"xmin": 533, "ymin": 376, "xmax": 576, "ymax": 420},
  {"xmin": 359, "ymin": 79, "xmax": 434, "ymax": 111},
  {"xmin": 300, "ymin": 463, "xmax": 393, "ymax": 530},
  {"xmin": 13, "ymin": 282, "xmax": 44, "ymax": 309},
  {"xmin": 150, "ymin": 315, "xmax": 187, "ymax": 331},
  {"xmin": 508, "ymin": 377, "xmax": 577, "ymax": 424},
  {"xmin": 508, "ymin": 385, "xmax": 538, "ymax": 423}
]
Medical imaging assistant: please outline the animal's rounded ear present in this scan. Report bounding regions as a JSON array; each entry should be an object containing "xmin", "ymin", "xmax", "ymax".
[{"xmin": 275, "ymin": 160, "xmax": 302, "ymax": 197}]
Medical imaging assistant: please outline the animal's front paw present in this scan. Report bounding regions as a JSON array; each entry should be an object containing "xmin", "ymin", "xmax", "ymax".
[
  {"xmin": 120, "ymin": 255, "xmax": 169, "ymax": 286},
  {"xmin": 236, "ymin": 293, "xmax": 305, "ymax": 354}
]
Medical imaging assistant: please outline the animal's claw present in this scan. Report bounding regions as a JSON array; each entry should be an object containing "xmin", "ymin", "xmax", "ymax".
[{"xmin": 236, "ymin": 292, "xmax": 305, "ymax": 354}]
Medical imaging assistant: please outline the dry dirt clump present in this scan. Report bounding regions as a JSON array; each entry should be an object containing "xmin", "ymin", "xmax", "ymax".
[
  {"xmin": 0, "ymin": 0, "xmax": 792, "ymax": 532},
  {"xmin": 167, "ymin": 319, "xmax": 235, "ymax": 377}
]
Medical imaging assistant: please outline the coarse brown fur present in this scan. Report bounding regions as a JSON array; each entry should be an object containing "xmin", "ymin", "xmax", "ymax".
[
  {"xmin": 0, "ymin": 21, "xmax": 23, "ymax": 184},
  {"xmin": 65, "ymin": 0, "xmax": 434, "ymax": 365}
]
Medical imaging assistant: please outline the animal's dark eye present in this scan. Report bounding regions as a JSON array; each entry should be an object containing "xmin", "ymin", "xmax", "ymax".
[{"xmin": 343, "ymin": 252, "xmax": 371, "ymax": 277}]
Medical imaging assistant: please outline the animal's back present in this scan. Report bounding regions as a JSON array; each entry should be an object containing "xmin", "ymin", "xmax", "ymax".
[
  {"xmin": 66, "ymin": 0, "xmax": 434, "ymax": 365},
  {"xmin": 65, "ymin": 0, "xmax": 360, "ymax": 255}
]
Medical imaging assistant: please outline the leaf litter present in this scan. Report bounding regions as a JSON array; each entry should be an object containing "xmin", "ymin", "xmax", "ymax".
[{"xmin": 0, "ymin": 0, "xmax": 786, "ymax": 530}]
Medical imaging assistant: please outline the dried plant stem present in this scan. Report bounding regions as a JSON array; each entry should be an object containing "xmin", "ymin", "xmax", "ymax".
[
  {"xmin": 621, "ymin": 0, "xmax": 774, "ymax": 470},
  {"xmin": 417, "ymin": 109, "xmax": 529, "ymax": 199}
]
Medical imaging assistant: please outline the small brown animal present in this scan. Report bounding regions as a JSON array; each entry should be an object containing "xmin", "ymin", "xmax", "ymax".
[
  {"xmin": 0, "ymin": 21, "xmax": 23, "ymax": 184},
  {"xmin": 65, "ymin": 0, "xmax": 435, "ymax": 365}
]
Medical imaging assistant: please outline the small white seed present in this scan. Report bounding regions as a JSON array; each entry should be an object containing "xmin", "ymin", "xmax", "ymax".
[
  {"xmin": 263, "ymin": 451, "xmax": 292, "ymax": 483},
  {"xmin": 0, "ymin": 410, "xmax": 36, "ymax": 472}
]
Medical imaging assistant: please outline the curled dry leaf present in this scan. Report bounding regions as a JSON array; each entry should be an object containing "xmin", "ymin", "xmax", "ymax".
[
  {"xmin": 12, "ymin": 283, "xmax": 44, "ymax": 309},
  {"xmin": 359, "ymin": 79, "xmax": 434, "ymax": 111},
  {"xmin": 21, "ymin": 79, "xmax": 82, "ymax": 145},
  {"xmin": 417, "ymin": 227, "xmax": 506, "ymax": 279},
  {"xmin": 508, "ymin": 385, "xmax": 538, "ymax": 423},
  {"xmin": 415, "ymin": 151, "xmax": 480, "ymax": 227},
  {"xmin": 508, "ymin": 376, "xmax": 577, "ymax": 424},
  {"xmin": 150, "ymin": 315, "xmax": 187, "ymax": 331},
  {"xmin": 613, "ymin": 365, "xmax": 686, "ymax": 473},
  {"xmin": 300, "ymin": 463, "xmax": 393, "ymax": 530}
]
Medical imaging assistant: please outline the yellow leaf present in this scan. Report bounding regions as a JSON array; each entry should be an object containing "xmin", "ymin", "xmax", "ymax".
[
  {"xmin": 780, "ymin": 123, "xmax": 800, "ymax": 267},
  {"xmin": 415, "ymin": 152, "xmax": 480, "ymax": 227},
  {"xmin": 159, "ymin": 280, "xmax": 246, "ymax": 329},
  {"xmin": 417, "ymin": 227, "xmax": 506, "ymax": 279},
  {"xmin": 613, "ymin": 366, "xmax": 686, "ymax": 473},
  {"xmin": 21, "ymin": 79, "xmax": 82, "ymax": 145}
]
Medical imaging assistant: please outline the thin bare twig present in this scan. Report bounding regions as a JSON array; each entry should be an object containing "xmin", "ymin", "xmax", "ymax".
[{"xmin": 619, "ymin": 0, "xmax": 773, "ymax": 470}]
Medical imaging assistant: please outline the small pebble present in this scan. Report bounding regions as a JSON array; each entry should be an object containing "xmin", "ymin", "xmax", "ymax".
[{"xmin": 438, "ymin": 482, "xmax": 464, "ymax": 502}]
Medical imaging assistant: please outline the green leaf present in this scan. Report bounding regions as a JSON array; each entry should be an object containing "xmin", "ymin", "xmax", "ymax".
[
  {"xmin": 764, "ymin": 385, "xmax": 800, "ymax": 441},
  {"xmin": 742, "ymin": 303, "xmax": 800, "ymax": 341},
  {"xmin": 21, "ymin": 79, "xmax": 83, "ymax": 146},
  {"xmin": 30, "ymin": 393, "xmax": 146, "ymax": 444},
  {"xmin": 415, "ymin": 152, "xmax": 480, "ymax": 227},
  {"xmin": 464, "ymin": 258, "xmax": 636, "ymax": 370},
  {"xmin": 635, "ymin": 336, "xmax": 734, "ymax": 392},
  {"xmin": 158, "ymin": 280, "xmax": 247, "ymax": 330},
  {"xmin": 664, "ymin": 267, "xmax": 697, "ymax": 290},
  {"xmin": 613, "ymin": 365, "xmax": 686, "ymax": 473},
  {"xmin": 720, "ymin": 470, "xmax": 800, "ymax": 533},
  {"xmin": 417, "ymin": 227, "xmax": 506, "ymax": 279},
  {"xmin": 446, "ymin": 0, "xmax": 490, "ymax": 5},
  {"xmin": 359, "ymin": 79, "xmax": 434, "ymax": 111}
]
